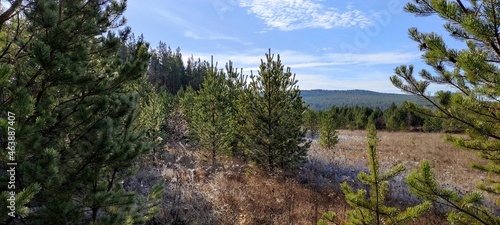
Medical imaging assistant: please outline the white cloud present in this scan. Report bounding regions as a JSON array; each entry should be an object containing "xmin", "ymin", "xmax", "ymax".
[
  {"xmin": 183, "ymin": 31, "xmax": 253, "ymax": 45},
  {"xmin": 155, "ymin": 8, "xmax": 251, "ymax": 45},
  {"xmin": 184, "ymin": 49, "xmax": 419, "ymax": 70},
  {"xmin": 181, "ymin": 49, "xmax": 420, "ymax": 93},
  {"xmin": 239, "ymin": 0, "xmax": 373, "ymax": 31},
  {"xmin": 296, "ymin": 72, "xmax": 401, "ymax": 93}
]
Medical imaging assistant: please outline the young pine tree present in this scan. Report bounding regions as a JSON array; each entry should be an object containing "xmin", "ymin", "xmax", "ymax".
[
  {"xmin": 240, "ymin": 50, "xmax": 310, "ymax": 172},
  {"xmin": 225, "ymin": 61, "xmax": 248, "ymax": 158},
  {"xmin": 304, "ymin": 109, "xmax": 321, "ymax": 138},
  {"xmin": 189, "ymin": 60, "xmax": 234, "ymax": 160},
  {"xmin": 319, "ymin": 123, "xmax": 431, "ymax": 225},
  {"xmin": 390, "ymin": 1, "xmax": 500, "ymax": 223},
  {"xmin": 0, "ymin": 1, "xmax": 162, "ymax": 224},
  {"xmin": 319, "ymin": 110, "xmax": 339, "ymax": 149}
]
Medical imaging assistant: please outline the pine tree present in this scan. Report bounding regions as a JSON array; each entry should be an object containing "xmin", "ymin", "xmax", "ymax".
[
  {"xmin": 0, "ymin": 1, "xmax": 162, "ymax": 224},
  {"xmin": 384, "ymin": 103, "xmax": 406, "ymax": 131},
  {"xmin": 225, "ymin": 61, "xmax": 247, "ymax": 158},
  {"xmin": 189, "ymin": 59, "xmax": 233, "ymax": 160},
  {"xmin": 319, "ymin": 110, "xmax": 339, "ymax": 149},
  {"xmin": 338, "ymin": 123, "xmax": 431, "ymax": 225},
  {"xmin": 240, "ymin": 50, "xmax": 310, "ymax": 172},
  {"xmin": 304, "ymin": 109, "xmax": 321, "ymax": 138},
  {"xmin": 122, "ymin": 35, "xmax": 172, "ymax": 143},
  {"xmin": 390, "ymin": 1, "xmax": 500, "ymax": 223},
  {"xmin": 148, "ymin": 42, "xmax": 185, "ymax": 94},
  {"xmin": 407, "ymin": 160, "xmax": 499, "ymax": 225},
  {"xmin": 369, "ymin": 107, "xmax": 385, "ymax": 130},
  {"xmin": 184, "ymin": 56, "xmax": 210, "ymax": 91}
]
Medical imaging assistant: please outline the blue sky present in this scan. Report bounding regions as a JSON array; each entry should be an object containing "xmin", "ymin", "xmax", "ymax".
[{"xmin": 124, "ymin": 0, "xmax": 462, "ymax": 93}]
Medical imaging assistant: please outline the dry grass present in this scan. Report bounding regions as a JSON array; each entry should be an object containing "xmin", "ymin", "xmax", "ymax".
[
  {"xmin": 332, "ymin": 130, "xmax": 491, "ymax": 202},
  {"xmin": 130, "ymin": 130, "xmax": 494, "ymax": 225},
  {"xmin": 305, "ymin": 130, "xmax": 494, "ymax": 224}
]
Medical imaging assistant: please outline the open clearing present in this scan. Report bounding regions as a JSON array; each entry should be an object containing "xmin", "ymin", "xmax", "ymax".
[
  {"xmin": 325, "ymin": 130, "xmax": 489, "ymax": 195},
  {"xmin": 134, "ymin": 130, "xmax": 495, "ymax": 224}
]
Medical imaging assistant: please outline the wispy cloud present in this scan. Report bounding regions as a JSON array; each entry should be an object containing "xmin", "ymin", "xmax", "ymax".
[
  {"xmin": 295, "ymin": 72, "xmax": 401, "ymax": 93},
  {"xmin": 155, "ymin": 8, "xmax": 251, "ymax": 45},
  {"xmin": 183, "ymin": 31, "xmax": 253, "ymax": 45},
  {"xmin": 182, "ymin": 49, "xmax": 420, "ymax": 93},
  {"xmin": 184, "ymin": 49, "xmax": 420, "ymax": 70},
  {"xmin": 239, "ymin": 0, "xmax": 373, "ymax": 31}
]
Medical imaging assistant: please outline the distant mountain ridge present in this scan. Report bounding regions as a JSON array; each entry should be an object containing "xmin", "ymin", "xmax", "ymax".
[{"xmin": 301, "ymin": 89, "xmax": 432, "ymax": 110}]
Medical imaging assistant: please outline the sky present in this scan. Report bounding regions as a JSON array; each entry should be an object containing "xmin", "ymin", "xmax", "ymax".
[{"xmin": 124, "ymin": 0, "xmax": 463, "ymax": 94}]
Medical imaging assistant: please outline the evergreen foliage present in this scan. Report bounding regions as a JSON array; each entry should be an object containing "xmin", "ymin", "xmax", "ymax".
[
  {"xmin": 0, "ymin": 1, "xmax": 163, "ymax": 224},
  {"xmin": 391, "ymin": 0, "xmax": 500, "ymax": 223},
  {"xmin": 319, "ymin": 110, "xmax": 339, "ymax": 149},
  {"xmin": 314, "ymin": 103, "xmax": 437, "ymax": 132},
  {"xmin": 240, "ymin": 50, "xmax": 310, "ymax": 172},
  {"xmin": 148, "ymin": 43, "xmax": 185, "ymax": 94},
  {"xmin": 189, "ymin": 59, "xmax": 234, "ymax": 160},
  {"xmin": 147, "ymin": 44, "xmax": 208, "ymax": 95},
  {"xmin": 368, "ymin": 107, "xmax": 385, "ymax": 130},
  {"xmin": 224, "ymin": 61, "xmax": 248, "ymax": 158},
  {"xmin": 123, "ymin": 36, "xmax": 173, "ymax": 142},
  {"xmin": 301, "ymin": 89, "xmax": 433, "ymax": 111},
  {"xmin": 319, "ymin": 123, "xmax": 431, "ymax": 225},
  {"xmin": 304, "ymin": 108, "xmax": 321, "ymax": 138},
  {"xmin": 407, "ymin": 160, "xmax": 499, "ymax": 225},
  {"xmin": 179, "ymin": 86, "xmax": 196, "ymax": 126}
]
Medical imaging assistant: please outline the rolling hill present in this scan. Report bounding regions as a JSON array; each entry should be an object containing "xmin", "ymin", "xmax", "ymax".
[{"xmin": 301, "ymin": 89, "xmax": 433, "ymax": 110}]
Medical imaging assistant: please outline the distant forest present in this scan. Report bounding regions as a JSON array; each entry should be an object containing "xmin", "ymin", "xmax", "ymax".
[{"xmin": 301, "ymin": 89, "xmax": 434, "ymax": 110}]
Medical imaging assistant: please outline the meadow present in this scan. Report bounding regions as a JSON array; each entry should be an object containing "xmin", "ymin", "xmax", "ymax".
[{"xmin": 132, "ymin": 130, "xmax": 493, "ymax": 225}]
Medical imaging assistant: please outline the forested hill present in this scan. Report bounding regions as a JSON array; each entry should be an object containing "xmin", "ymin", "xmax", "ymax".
[{"xmin": 301, "ymin": 89, "xmax": 433, "ymax": 110}]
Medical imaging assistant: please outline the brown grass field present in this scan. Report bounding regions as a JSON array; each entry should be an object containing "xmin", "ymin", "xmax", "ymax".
[{"xmin": 131, "ymin": 130, "xmax": 495, "ymax": 225}]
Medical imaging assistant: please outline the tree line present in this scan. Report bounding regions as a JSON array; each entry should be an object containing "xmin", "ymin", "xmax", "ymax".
[{"xmin": 304, "ymin": 101, "xmax": 462, "ymax": 136}]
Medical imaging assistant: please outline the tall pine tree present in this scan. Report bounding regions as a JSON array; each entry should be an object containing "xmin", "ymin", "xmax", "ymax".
[
  {"xmin": 189, "ymin": 59, "xmax": 234, "ymax": 160},
  {"xmin": 390, "ymin": 0, "xmax": 500, "ymax": 223},
  {"xmin": 0, "ymin": 1, "xmax": 162, "ymax": 224},
  {"xmin": 240, "ymin": 50, "xmax": 310, "ymax": 172}
]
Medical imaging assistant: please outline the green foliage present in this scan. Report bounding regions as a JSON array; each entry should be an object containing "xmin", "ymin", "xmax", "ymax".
[
  {"xmin": 421, "ymin": 108, "xmax": 444, "ymax": 133},
  {"xmin": 224, "ymin": 61, "xmax": 248, "ymax": 158},
  {"xmin": 0, "ymin": 183, "xmax": 41, "ymax": 223},
  {"xmin": 240, "ymin": 50, "xmax": 311, "ymax": 172},
  {"xmin": 384, "ymin": 103, "xmax": 407, "ymax": 131},
  {"xmin": 188, "ymin": 59, "xmax": 235, "ymax": 159},
  {"xmin": 319, "ymin": 110, "xmax": 339, "ymax": 149},
  {"xmin": 0, "ymin": 1, "xmax": 162, "ymax": 224},
  {"xmin": 382, "ymin": 102, "xmax": 427, "ymax": 131},
  {"xmin": 147, "ymin": 43, "xmax": 208, "ymax": 95},
  {"xmin": 317, "ymin": 211, "xmax": 337, "ymax": 225},
  {"xmin": 368, "ymin": 107, "xmax": 385, "ymax": 130},
  {"xmin": 301, "ymin": 89, "xmax": 433, "ymax": 111},
  {"xmin": 132, "ymin": 71, "xmax": 172, "ymax": 141},
  {"xmin": 407, "ymin": 160, "xmax": 499, "ymax": 225},
  {"xmin": 391, "ymin": 1, "xmax": 500, "ymax": 223},
  {"xmin": 316, "ymin": 103, "xmax": 432, "ymax": 132},
  {"xmin": 340, "ymin": 123, "xmax": 431, "ymax": 225},
  {"xmin": 304, "ymin": 108, "xmax": 321, "ymax": 138},
  {"xmin": 133, "ymin": 179, "xmax": 165, "ymax": 223},
  {"xmin": 148, "ymin": 43, "xmax": 185, "ymax": 94},
  {"xmin": 179, "ymin": 86, "xmax": 196, "ymax": 126}
]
